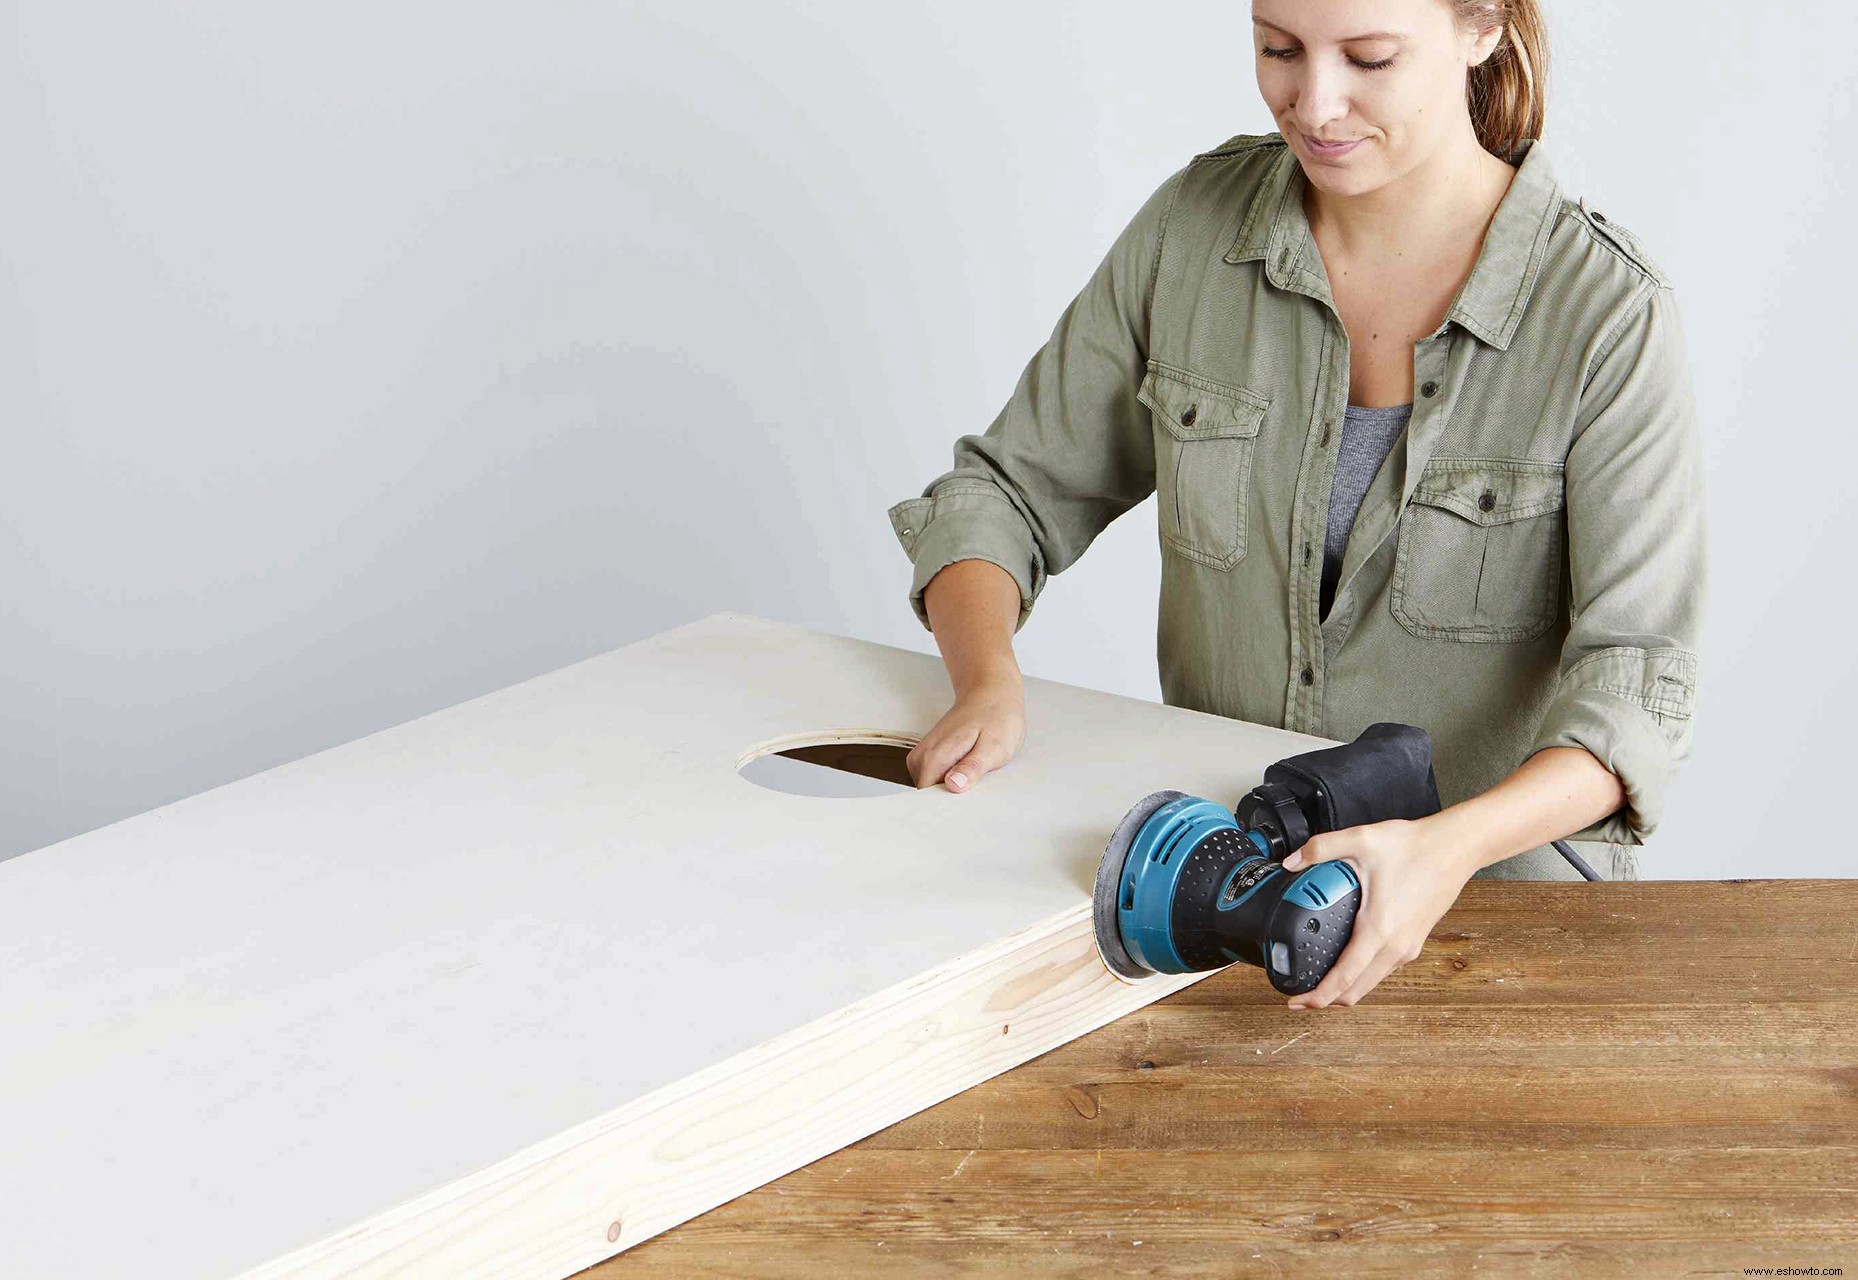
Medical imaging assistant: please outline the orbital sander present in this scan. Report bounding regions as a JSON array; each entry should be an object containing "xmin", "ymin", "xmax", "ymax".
[{"xmin": 1091, "ymin": 722, "xmax": 1600, "ymax": 995}]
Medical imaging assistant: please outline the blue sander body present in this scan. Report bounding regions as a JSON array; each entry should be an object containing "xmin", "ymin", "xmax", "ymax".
[{"xmin": 1090, "ymin": 722, "xmax": 1600, "ymax": 994}]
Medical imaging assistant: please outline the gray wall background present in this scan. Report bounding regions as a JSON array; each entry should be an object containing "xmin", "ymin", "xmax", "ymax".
[{"xmin": 4, "ymin": 2, "xmax": 1852, "ymax": 877}]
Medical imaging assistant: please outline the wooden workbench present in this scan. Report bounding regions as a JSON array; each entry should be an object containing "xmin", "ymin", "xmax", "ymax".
[{"xmin": 588, "ymin": 878, "xmax": 1858, "ymax": 1275}]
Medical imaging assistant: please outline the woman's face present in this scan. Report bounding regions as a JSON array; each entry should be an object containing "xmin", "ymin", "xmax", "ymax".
[{"xmin": 1252, "ymin": 0, "xmax": 1503, "ymax": 195}]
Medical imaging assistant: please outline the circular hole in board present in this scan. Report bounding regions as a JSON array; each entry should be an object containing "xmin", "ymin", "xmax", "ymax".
[{"xmin": 735, "ymin": 730, "xmax": 923, "ymax": 799}]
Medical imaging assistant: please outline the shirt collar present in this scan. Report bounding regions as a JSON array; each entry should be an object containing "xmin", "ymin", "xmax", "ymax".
[{"xmin": 1223, "ymin": 134, "xmax": 1562, "ymax": 351}]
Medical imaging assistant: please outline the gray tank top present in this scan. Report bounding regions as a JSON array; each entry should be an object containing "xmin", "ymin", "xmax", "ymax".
[{"xmin": 1321, "ymin": 401, "xmax": 1412, "ymax": 621}]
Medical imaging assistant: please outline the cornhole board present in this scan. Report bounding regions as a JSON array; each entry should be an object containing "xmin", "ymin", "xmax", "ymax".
[{"xmin": 0, "ymin": 611, "xmax": 1340, "ymax": 1278}]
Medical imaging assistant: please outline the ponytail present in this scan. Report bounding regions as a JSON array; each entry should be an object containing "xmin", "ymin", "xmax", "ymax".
[{"xmin": 1459, "ymin": 0, "xmax": 1549, "ymax": 160}]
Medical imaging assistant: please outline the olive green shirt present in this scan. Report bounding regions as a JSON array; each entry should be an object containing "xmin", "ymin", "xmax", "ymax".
[{"xmin": 886, "ymin": 131, "xmax": 1707, "ymax": 881}]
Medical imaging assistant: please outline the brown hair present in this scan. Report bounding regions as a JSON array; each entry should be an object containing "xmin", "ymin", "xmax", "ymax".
[{"xmin": 1455, "ymin": 0, "xmax": 1548, "ymax": 161}]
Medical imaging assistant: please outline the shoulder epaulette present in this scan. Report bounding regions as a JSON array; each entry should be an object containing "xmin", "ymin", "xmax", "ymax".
[{"xmin": 1571, "ymin": 195, "xmax": 1672, "ymax": 287}]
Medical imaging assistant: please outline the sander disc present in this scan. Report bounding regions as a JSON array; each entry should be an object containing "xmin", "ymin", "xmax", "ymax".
[{"xmin": 1091, "ymin": 789, "xmax": 1189, "ymax": 983}]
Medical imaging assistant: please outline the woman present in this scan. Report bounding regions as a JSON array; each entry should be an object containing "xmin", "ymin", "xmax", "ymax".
[{"xmin": 885, "ymin": 0, "xmax": 1706, "ymax": 1011}]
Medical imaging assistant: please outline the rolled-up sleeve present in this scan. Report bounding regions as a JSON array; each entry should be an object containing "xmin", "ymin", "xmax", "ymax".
[
  {"xmin": 887, "ymin": 163, "xmax": 1189, "ymax": 634},
  {"xmin": 1524, "ymin": 280, "xmax": 1708, "ymax": 845}
]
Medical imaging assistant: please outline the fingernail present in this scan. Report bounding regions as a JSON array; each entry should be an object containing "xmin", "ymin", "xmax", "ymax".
[{"xmin": 948, "ymin": 771, "xmax": 967, "ymax": 788}]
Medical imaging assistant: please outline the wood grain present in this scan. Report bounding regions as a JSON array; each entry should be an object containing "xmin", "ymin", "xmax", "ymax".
[
  {"xmin": 229, "ymin": 903, "xmax": 1214, "ymax": 1278},
  {"xmin": 586, "ymin": 879, "xmax": 1858, "ymax": 1276}
]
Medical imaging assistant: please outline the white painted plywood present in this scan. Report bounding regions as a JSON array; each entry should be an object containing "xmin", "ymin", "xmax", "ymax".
[{"xmin": 0, "ymin": 611, "xmax": 1336, "ymax": 1277}]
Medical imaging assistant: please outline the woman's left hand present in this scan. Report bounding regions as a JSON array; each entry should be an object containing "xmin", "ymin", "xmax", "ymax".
[{"xmin": 1278, "ymin": 816, "xmax": 1477, "ymax": 1010}]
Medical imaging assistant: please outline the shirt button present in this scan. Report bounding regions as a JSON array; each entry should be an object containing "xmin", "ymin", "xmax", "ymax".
[
  {"xmin": 1181, "ymin": 404, "xmax": 1198, "ymax": 427},
  {"xmin": 1478, "ymin": 491, "xmax": 1496, "ymax": 512},
  {"xmin": 1318, "ymin": 422, "xmax": 1331, "ymax": 447},
  {"xmin": 1300, "ymin": 665, "xmax": 1314, "ymax": 686},
  {"xmin": 1592, "ymin": 209, "xmax": 1608, "ymax": 223},
  {"xmin": 1421, "ymin": 380, "xmax": 1439, "ymax": 397},
  {"xmin": 1302, "ymin": 541, "xmax": 1311, "ymax": 564}
]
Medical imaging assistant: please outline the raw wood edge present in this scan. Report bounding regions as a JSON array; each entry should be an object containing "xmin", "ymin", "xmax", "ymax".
[{"xmin": 233, "ymin": 901, "xmax": 1217, "ymax": 1280}]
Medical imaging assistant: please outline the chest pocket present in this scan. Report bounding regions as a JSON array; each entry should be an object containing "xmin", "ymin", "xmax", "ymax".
[
  {"xmin": 1136, "ymin": 360, "xmax": 1270, "ymax": 571},
  {"xmin": 1391, "ymin": 457, "xmax": 1566, "ymax": 642}
]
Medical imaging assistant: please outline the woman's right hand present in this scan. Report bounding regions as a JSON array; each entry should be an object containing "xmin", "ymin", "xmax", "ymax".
[{"xmin": 906, "ymin": 678, "xmax": 1026, "ymax": 793}]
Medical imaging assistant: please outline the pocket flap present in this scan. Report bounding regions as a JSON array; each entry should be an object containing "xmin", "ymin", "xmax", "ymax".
[
  {"xmin": 1138, "ymin": 360, "xmax": 1269, "ymax": 440},
  {"xmin": 1411, "ymin": 458, "xmax": 1565, "ymax": 527}
]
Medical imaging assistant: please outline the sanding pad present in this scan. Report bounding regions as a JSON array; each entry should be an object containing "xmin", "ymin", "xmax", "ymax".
[{"xmin": 1091, "ymin": 789, "xmax": 1188, "ymax": 983}]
